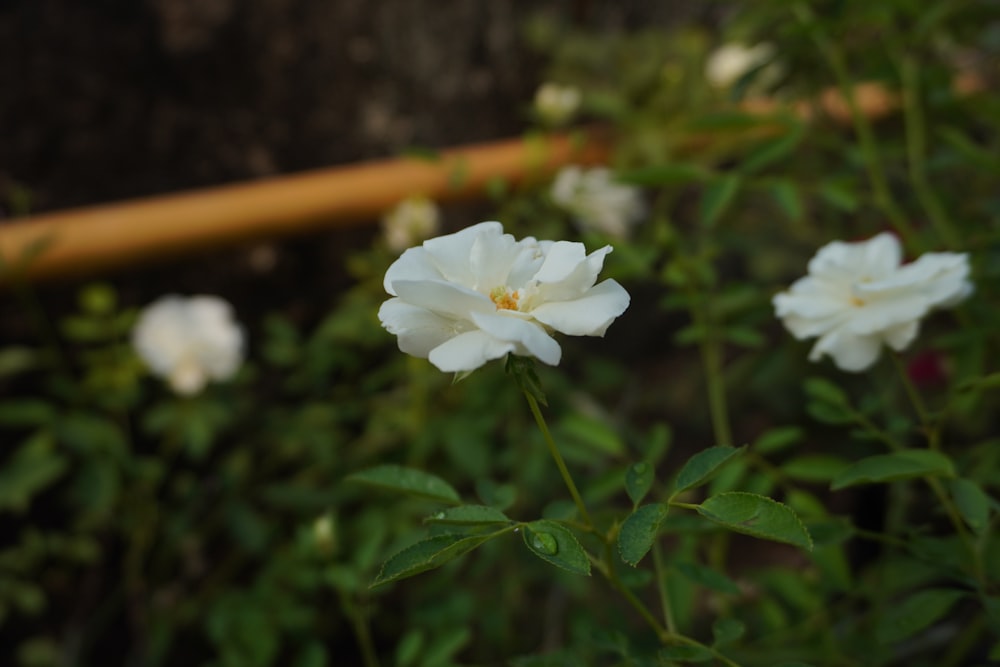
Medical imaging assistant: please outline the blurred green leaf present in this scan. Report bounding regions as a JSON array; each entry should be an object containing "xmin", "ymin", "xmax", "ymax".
[
  {"xmin": 0, "ymin": 433, "xmax": 67, "ymax": 513},
  {"xmin": 0, "ymin": 400, "xmax": 55, "ymax": 428},
  {"xmin": 818, "ymin": 181, "xmax": 859, "ymax": 213},
  {"xmin": 876, "ymin": 588, "xmax": 964, "ymax": 644},
  {"xmin": 625, "ymin": 461, "xmax": 655, "ymax": 507},
  {"xmin": 948, "ymin": 478, "xmax": 991, "ymax": 534},
  {"xmin": 674, "ymin": 561, "xmax": 741, "ymax": 595},
  {"xmin": 699, "ymin": 174, "xmax": 742, "ymax": 229},
  {"xmin": 659, "ymin": 644, "xmax": 713, "ymax": 662},
  {"xmin": 615, "ymin": 163, "xmax": 708, "ymax": 186},
  {"xmin": 712, "ymin": 617, "xmax": 745, "ymax": 646},
  {"xmin": 618, "ymin": 503, "xmax": 668, "ymax": 567},
  {"xmin": 696, "ymin": 492, "xmax": 812, "ymax": 550},
  {"xmin": 753, "ymin": 426, "xmax": 804, "ymax": 455},
  {"xmin": 347, "ymin": 465, "xmax": 461, "ymax": 504},
  {"xmin": 781, "ymin": 455, "xmax": 851, "ymax": 482},
  {"xmin": 673, "ymin": 446, "xmax": 744, "ymax": 495},
  {"xmin": 769, "ymin": 180, "xmax": 804, "ymax": 222},
  {"xmin": 831, "ymin": 450, "xmax": 955, "ymax": 490},
  {"xmin": 739, "ymin": 125, "xmax": 803, "ymax": 175},
  {"xmin": 522, "ymin": 520, "xmax": 590, "ymax": 576}
]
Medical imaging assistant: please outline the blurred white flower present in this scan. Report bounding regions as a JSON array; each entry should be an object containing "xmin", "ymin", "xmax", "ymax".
[
  {"xmin": 378, "ymin": 221, "xmax": 630, "ymax": 373},
  {"xmin": 533, "ymin": 82, "xmax": 581, "ymax": 126},
  {"xmin": 773, "ymin": 233, "xmax": 972, "ymax": 372},
  {"xmin": 382, "ymin": 196, "xmax": 442, "ymax": 254},
  {"xmin": 705, "ymin": 42, "xmax": 780, "ymax": 90},
  {"xmin": 132, "ymin": 295, "xmax": 245, "ymax": 395},
  {"xmin": 550, "ymin": 166, "xmax": 644, "ymax": 239}
]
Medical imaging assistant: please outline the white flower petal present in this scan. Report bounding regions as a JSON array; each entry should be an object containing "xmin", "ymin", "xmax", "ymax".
[
  {"xmin": 378, "ymin": 298, "xmax": 461, "ymax": 357},
  {"xmin": 470, "ymin": 311, "xmax": 562, "ymax": 365},
  {"xmin": 810, "ymin": 326, "xmax": 883, "ymax": 372},
  {"xmin": 392, "ymin": 279, "xmax": 493, "ymax": 320},
  {"xmin": 383, "ymin": 245, "xmax": 443, "ymax": 295},
  {"xmin": 428, "ymin": 330, "xmax": 515, "ymax": 372},
  {"xmin": 531, "ymin": 279, "xmax": 630, "ymax": 336},
  {"xmin": 422, "ymin": 221, "xmax": 504, "ymax": 287},
  {"xmin": 883, "ymin": 321, "xmax": 920, "ymax": 351}
]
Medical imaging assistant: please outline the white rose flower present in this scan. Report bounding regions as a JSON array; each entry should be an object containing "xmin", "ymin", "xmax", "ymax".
[
  {"xmin": 705, "ymin": 42, "xmax": 780, "ymax": 90},
  {"xmin": 533, "ymin": 82, "xmax": 582, "ymax": 126},
  {"xmin": 773, "ymin": 233, "xmax": 972, "ymax": 372},
  {"xmin": 378, "ymin": 221, "xmax": 630, "ymax": 373},
  {"xmin": 132, "ymin": 295, "xmax": 245, "ymax": 395},
  {"xmin": 382, "ymin": 196, "xmax": 442, "ymax": 254},
  {"xmin": 550, "ymin": 166, "xmax": 644, "ymax": 239}
]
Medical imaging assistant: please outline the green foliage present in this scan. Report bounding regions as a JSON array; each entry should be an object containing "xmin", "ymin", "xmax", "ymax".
[{"xmin": 5, "ymin": 1, "xmax": 1000, "ymax": 664}]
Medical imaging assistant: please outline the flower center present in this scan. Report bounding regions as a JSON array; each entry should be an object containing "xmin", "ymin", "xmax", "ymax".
[{"xmin": 490, "ymin": 286, "xmax": 520, "ymax": 311}]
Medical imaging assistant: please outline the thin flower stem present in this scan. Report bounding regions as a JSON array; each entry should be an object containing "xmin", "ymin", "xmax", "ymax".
[
  {"xmin": 338, "ymin": 591, "xmax": 381, "ymax": 667},
  {"xmin": 792, "ymin": 3, "xmax": 919, "ymax": 249},
  {"xmin": 522, "ymin": 390, "xmax": 594, "ymax": 528},
  {"xmin": 889, "ymin": 351, "xmax": 939, "ymax": 449}
]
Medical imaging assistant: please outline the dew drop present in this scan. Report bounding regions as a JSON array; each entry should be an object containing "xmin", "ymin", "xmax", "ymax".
[
  {"xmin": 434, "ymin": 511, "xmax": 446, "ymax": 520},
  {"xmin": 530, "ymin": 531, "xmax": 558, "ymax": 555}
]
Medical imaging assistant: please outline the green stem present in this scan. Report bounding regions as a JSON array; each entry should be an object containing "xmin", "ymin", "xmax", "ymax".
[
  {"xmin": 691, "ymin": 298, "xmax": 733, "ymax": 448},
  {"xmin": 522, "ymin": 390, "xmax": 594, "ymax": 528},
  {"xmin": 339, "ymin": 591, "xmax": 381, "ymax": 667},
  {"xmin": 890, "ymin": 351, "xmax": 940, "ymax": 450},
  {"xmin": 652, "ymin": 541, "xmax": 676, "ymax": 634},
  {"xmin": 792, "ymin": 3, "xmax": 918, "ymax": 248}
]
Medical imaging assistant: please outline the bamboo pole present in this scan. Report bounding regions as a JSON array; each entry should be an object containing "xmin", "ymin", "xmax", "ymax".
[
  {"xmin": 0, "ymin": 71, "xmax": 981, "ymax": 284},
  {"xmin": 0, "ymin": 132, "xmax": 610, "ymax": 282}
]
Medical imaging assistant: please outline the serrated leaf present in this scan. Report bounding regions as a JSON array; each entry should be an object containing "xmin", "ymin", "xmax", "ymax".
[
  {"xmin": 712, "ymin": 618, "xmax": 746, "ymax": 646},
  {"xmin": 521, "ymin": 520, "xmax": 590, "ymax": 576},
  {"xmin": 675, "ymin": 561, "xmax": 741, "ymax": 595},
  {"xmin": 696, "ymin": 492, "xmax": 813, "ymax": 550},
  {"xmin": 830, "ymin": 450, "xmax": 955, "ymax": 490},
  {"xmin": 371, "ymin": 533, "xmax": 492, "ymax": 587},
  {"xmin": 674, "ymin": 446, "xmax": 744, "ymax": 495},
  {"xmin": 424, "ymin": 505, "xmax": 510, "ymax": 526},
  {"xmin": 618, "ymin": 503, "xmax": 668, "ymax": 566},
  {"xmin": 347, "ymin": 465, "xmax": 461, "ymax": 504},
  {"xmin": 615, "ymin": 163, "xmax": 708, "ymax": 186},
  {"xmin": 948, "ymin": 478, "xmax": 990, "ymax": 534},
  {"xmin": 625, "ymin": 461, "xmax": 655, "ymax": 507},
  {"xmin": 699, "ymin": 175, "xmax": 742, "ymax": 229},
  {"xmin": 876, "ymin": 588, "xmax": 964, "ymax": 644}
]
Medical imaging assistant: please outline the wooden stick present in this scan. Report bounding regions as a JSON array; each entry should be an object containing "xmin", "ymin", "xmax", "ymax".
[{"xmin": 0, "ymin": 132, "xmax": 609, "ymax": 282}]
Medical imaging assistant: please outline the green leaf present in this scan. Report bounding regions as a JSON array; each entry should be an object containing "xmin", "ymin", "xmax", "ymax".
[
  {"xmin": 0, "ymin": 433, "xmax": 68, "ymax": 513},
  {"xmin": 948, "ymin": 478, "xmax": 990, "ymax": 534},
  {"xmin": 371, "ymin": 533, "xmax": 493, "ymax": 587},
  {"xmin": 557, "ymin": 414, "xmax": 624, "ymax": 456},
  {"xmin": 625, "ymin": 461, "xmax": 655, "ymax": 507},
  {"xmin": 674, "ymin": 561, "xmax": 741, "ymax": 595},
  {"xmin": 830, "ymin": 450, "xmax": 956, "ymax": 490},
  {"xmin": 753, "ymin": 426, "xmax": 804, "ymax": 455},
  {"xmin": 618, "ymin": 503, "xmax": 668, "ymax": 567},
  {"xmin": 424, "ymin": 505, "xmax": 510, "ymax": 526},
  {"xmin": 818, "ymin": 181, "xmax": 859, "ymax": 212},
  {"xmin": 521, "ymin": 520, "xmax": 590, "ymax": 576},
  {"xmin": 674, "ymin": 446, "xmax": 744, "ymax": 495},
  {"xmin": 699, "ymin": 175, "xmax": 742, "ymax": 229},
  {"xmin": 739, "ymin": 126, "xmax": 803, "ymax": 175},
  {"xmin": 876, "ymin": 588, "xmax": 964, "ymax": 644},
  {"xmin": 615, "ymin": 163, "xmax": 708, "ymax": 186},
  {"xmin": 0, "ymin": 400, "xmax": 55, "ymax": 427},
  {"xmin": 659, "ymin": 645, "xmax": 713, "ymax": 662},
  {"xmin": 781, "ymin": 455, "xmax": 851, "ymax": 482},
  {"xmin": 696, "ymin": 492, "xmax": 813, "ymax": 550},
  {"xmin": 712, "ymin": 618, "xmax": 746, "ymax": 646},
  {"xmin": 804, "ymin": 377, "xmax": 849, "ymax": 405},
  {"xmin": 346, "ymin": 465, "xmax": 461, "ymax": 504},
  {"xmin": 769, "ymin": 180, "xmax": 804, "ymax": 222}
]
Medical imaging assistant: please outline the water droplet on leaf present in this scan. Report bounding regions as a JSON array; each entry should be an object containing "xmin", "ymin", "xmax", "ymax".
[
  {"xmin": 530, "ymin": 530, "xmax": 558, "ymax": 555},
  {"xmin": 434, "ymin": 511, "xmax": 446, "ymax": 520}
]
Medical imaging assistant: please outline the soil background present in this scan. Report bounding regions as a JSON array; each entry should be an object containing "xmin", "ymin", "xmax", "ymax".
[{"xmin": 0, "ymin": 1, "xmax": 724, "ymax": 324}]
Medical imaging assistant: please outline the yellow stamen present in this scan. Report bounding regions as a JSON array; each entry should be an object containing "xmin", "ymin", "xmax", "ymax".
[{"xmin": 490, "ymin": 287, "xmax": 520, "ymax": 311}]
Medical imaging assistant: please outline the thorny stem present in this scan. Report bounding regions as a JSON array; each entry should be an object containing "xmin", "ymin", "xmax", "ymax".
[
  {"xmin": 792, "ymin": 3, "xmax": 919, "ymax": 249},
  {"xmin": 522, "ymin": 390, "xmax": 595, "ymax": 528}
]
